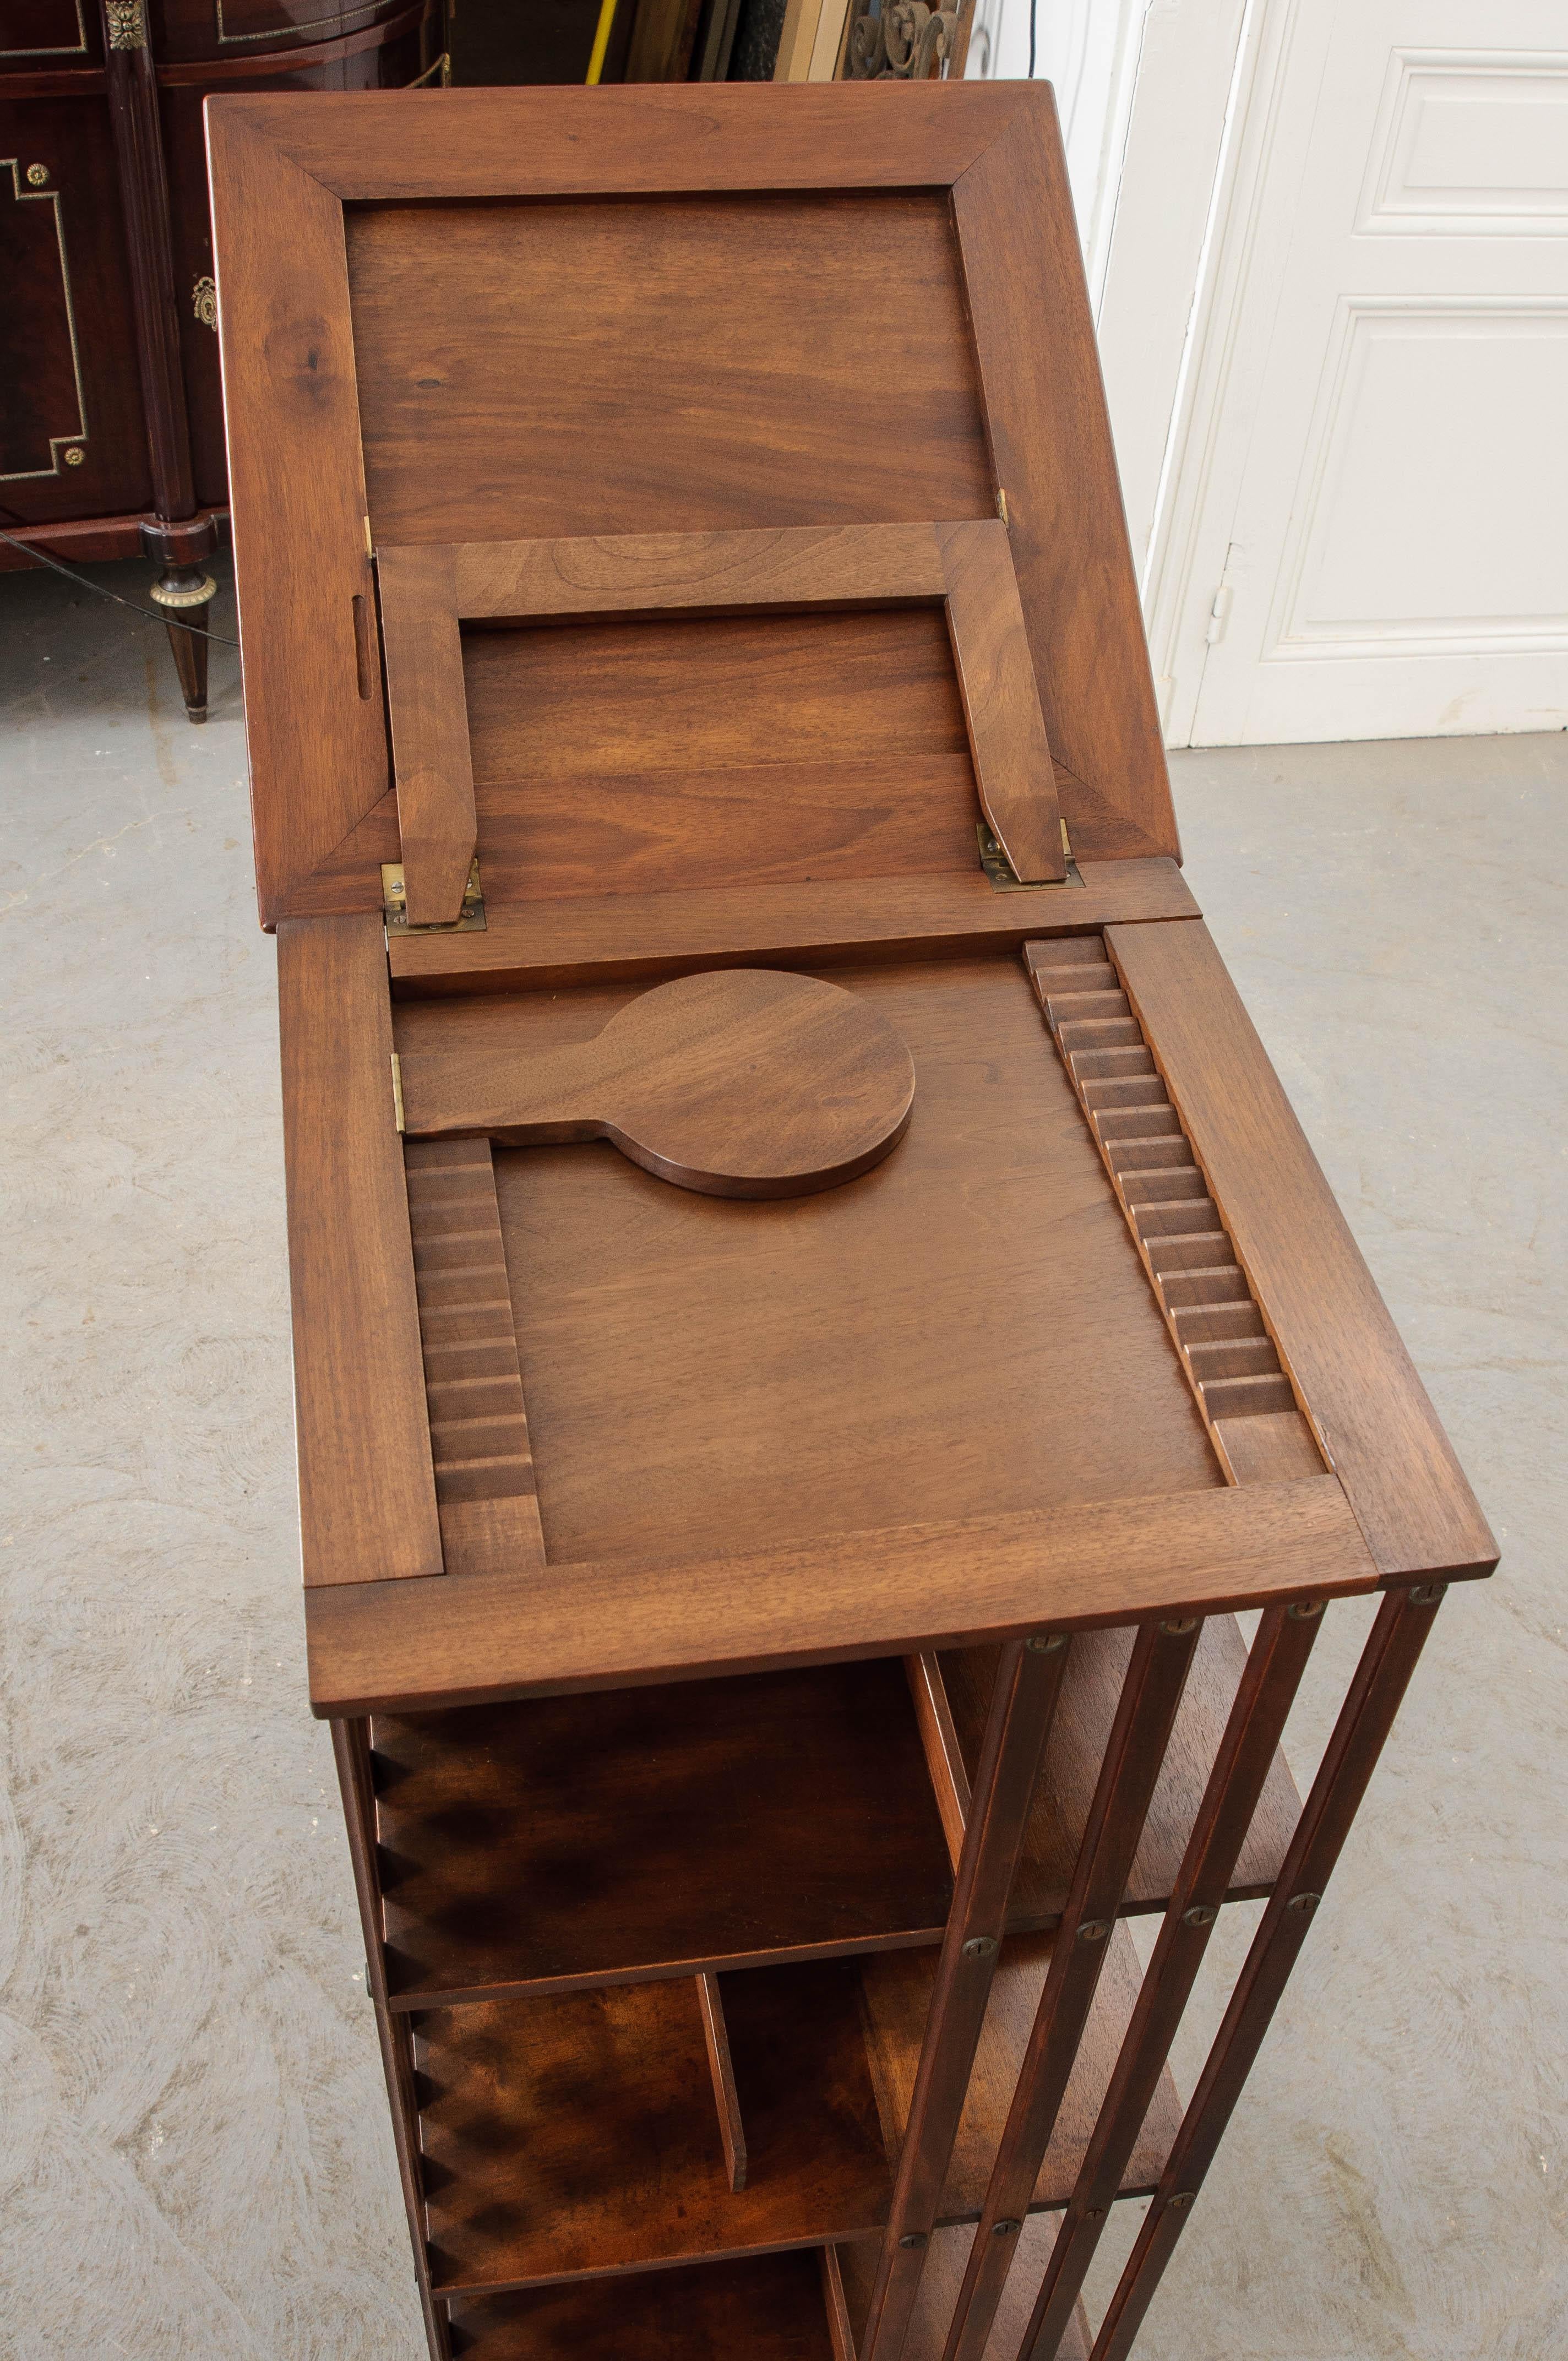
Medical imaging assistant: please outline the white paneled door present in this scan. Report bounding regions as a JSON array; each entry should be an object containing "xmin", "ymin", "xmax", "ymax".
[{"xmin": 1160, "ymin": 0, "xmax": 1568, "ymax": 746}]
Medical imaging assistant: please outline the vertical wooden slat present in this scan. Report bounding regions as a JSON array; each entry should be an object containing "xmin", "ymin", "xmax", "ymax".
[
  {"xmin": 940, "ymin": 1618, "xmax": 1203, "ymax": 2361},
  {"xmin": 696, "ymin": 1971, "xmax": 748, "ymax": 2193},
  {"xmin": 907, "ymin": 1651, "xmax": 973, "ymax": 1873},
  {"xmin": 937, "ymin": 518, "xmax": 1065, "ymax": 884},
  {"xmin": 1090, "ymin": 1584, "xmax": 1446, "ymax": 2361},
  {"xmin": 331, "ymin": 1717, "xmax": 452, "ymax": 2360},
  {"xmin": 377, "ymin": 541, "xmax": 478, "ymax": 927},
  {"xmin": 1020, "ymin": 1600, "xmax": 1327, "ymax": 2359},
  {"xmin": 861, "ymin": 1634, "xmax": 1074, "ymax": 2361}
]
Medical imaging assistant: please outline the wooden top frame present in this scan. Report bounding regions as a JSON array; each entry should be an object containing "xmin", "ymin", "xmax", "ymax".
[
  {"xmin": 205, "ymin": 83, "xmax": 1178, "ymax": 927},
  {"xmin": 210, "ymin": 88, "xmax": 1495, "ymax": 1724}
]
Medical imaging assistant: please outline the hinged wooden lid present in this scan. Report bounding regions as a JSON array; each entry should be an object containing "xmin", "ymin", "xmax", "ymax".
[{"xmin": 206, "ymin": 82, "xmax": 1179, "ymax": 930}]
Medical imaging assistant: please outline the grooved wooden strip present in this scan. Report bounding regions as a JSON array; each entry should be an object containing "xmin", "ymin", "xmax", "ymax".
[
  {"xmin": 403, "ymin": 1136, "xmax": 545, "ymax": 1568},
  {"xmin": 1106, "ymin": 917, "xmax": 1498, "ymax": 1580},
  {"xmin": 1025, "ymin": 938, "xmax": 1322, "ymax": 1482}
]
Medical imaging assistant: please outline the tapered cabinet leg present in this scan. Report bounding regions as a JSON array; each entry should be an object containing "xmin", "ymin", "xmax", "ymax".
[{"xmin": 150, "ymin": 564, "xmax": 217, "ymax": 722}]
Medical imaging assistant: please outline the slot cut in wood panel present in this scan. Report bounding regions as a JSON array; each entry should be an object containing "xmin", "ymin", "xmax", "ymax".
[{"xmin": 403, "ymin": 1139, "xmax": 545, "ymax": 1579}]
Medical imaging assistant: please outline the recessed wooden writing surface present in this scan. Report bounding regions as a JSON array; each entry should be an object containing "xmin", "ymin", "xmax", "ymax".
[
  {"xmin": 347, "ymin": 191, "xmax": 994, "ymax": 547},
  {"xmin": 394, "ymin": 956, "xmax": 1219, "ymax": 1569}
]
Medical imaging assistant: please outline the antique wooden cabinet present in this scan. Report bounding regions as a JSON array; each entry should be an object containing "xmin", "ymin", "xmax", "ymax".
[
  {"xmin": 208, "ymin": 84, "xmax": 1497, "ymax": 2361},
  {"xmin": 0, "ymin": 0, "xmax": 438, "ymax": 717}
]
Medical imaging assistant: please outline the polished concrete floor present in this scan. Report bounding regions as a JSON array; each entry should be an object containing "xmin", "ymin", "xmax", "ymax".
[{"xmin": 1, "ymin": 558, "xmax": 1562, "ymax": 2361}]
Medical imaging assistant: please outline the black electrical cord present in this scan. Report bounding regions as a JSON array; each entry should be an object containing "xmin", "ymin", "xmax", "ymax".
[
  {"xmin": 0, "ymin": 524, "xmax": 241, "ymax": 646},
  {"xmin": 1028, "ymin": 0, "xmax": 1037, "ymax": 80}
]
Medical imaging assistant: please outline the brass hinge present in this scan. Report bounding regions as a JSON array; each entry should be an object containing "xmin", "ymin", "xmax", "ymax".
[
  {"xmin": 977, "ymin": 818, "xmax": 1082, "ymax": 893},
  {"xmin": 381, "ymin": 856, "xmax": 487, "ymax": 933},
  {"xmin": 390, "ymin": 1052, "xmax": 405, "ymax": 1134}
]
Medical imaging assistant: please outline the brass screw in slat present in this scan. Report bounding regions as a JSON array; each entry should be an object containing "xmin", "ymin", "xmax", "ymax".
[
  {"xmin": 1287, "ymin": 1891, "xmax": 1322, "ymax": 1913},
  {"xmin": 1288, "ymin": 1600, "xmax": 1325, "ymax": 1620},
  {"xmin": 1026, "ymin": 1633, "xmax": 1068, "ymax": 1653},
  {"xmin": 1077, "ymin": 1919, "xmax": 1112, "ymax": 1943},
  {"xmin": 1183, "ymin": 1905, "xmax": 1218, "ymax": 1928},
  {"xmin": 962, "ymin": 1935, "xmax": 998, "ymax": 1959}
]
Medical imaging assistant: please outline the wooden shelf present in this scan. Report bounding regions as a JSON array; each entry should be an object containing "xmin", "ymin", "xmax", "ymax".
[
  {"xmin": 447, "ymin": 2249, "xmax": 840, "ymax": 2359},
  {"xmin": 421, "ymin": 1961, "xmax": 889, "ymax": 2297},
  {"xmin": 420, "ymin": 1928, "xmax": 1178, "ymax": 2299},
  {"xmin": 935, "ymin": 1615, "xmax": 1302, "ymax": 1930},
  {"xmin": 374, "ymin": 1659, "xmax": 954, "ymax": 2003}
]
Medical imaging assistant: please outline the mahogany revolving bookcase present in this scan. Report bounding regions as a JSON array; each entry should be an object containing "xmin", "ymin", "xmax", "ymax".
[{"xmin": 207, "ymin": 83, "xmax": 1497, "ymax": 2361}]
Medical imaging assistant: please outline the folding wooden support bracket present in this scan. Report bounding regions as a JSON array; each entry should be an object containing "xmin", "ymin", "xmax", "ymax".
[{"xmin": 375, "ymin": 520, "xmax": 1067, "ymax": 924}]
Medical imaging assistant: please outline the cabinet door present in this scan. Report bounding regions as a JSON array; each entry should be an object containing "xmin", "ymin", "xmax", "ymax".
[{"xmin": 0, "ymin": 101, "xmax": 151, "ymax": 521}]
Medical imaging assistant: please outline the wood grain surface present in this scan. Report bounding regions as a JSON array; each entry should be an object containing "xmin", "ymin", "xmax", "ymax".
[
  {"xmin": 206, "ymin": 110, "xmax": 389, "ymax": 925},
  {"xmin": 275, "ymin": 913, "xmax": 440, "ymax": 1585},
  {"xmin": 399, "ymin": 969, "xmax": 917, "ymax": 1199},
  {"xmin": 953, "ymin": 101, "xmax": 1175, "ymax": 863},
  {"xmin": 418, "ymin": 1962, "xmax": 892, "ymax": 2292},
  {"xmin": 408, "ymin": 958, "xmax": 1218, "ymax": 1569},
  {"xmin": 208, "ymin": 81, "xmax": 1183, "ymax": 924},
  {"xmin": 386, "ymin": 861, "xmax": 1197, "ymax": 998},
  {"xmin": 1109, "ymin": 920, "xmax": 1498, "ymax": 1580},
  {"xmin": 375, "ymin": 541, "xmax": 476, "ymax": 926},
  {"xmin": 305, "ymin": 1478, "xmax": 1376, "ymax": 1716},
  {"xmin": 420, "ymin": 517, "xmax": 1063, "ymax": 885}
]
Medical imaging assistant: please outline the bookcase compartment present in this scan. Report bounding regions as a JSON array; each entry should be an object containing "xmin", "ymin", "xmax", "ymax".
[
  {"xmin": 447, "ymin": 2248, "xmax": 842, "ymax": 2359},
  {"xmin": 416, "ymin": 1928, "xmax": 1180, "ymax": 2302},
  {"xmin": 373, "ymin": 1657, "xmax": 955, "ymax": 2005}
]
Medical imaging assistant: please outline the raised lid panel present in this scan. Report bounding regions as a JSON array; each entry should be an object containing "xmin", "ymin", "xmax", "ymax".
[
  {"xmin": 462, "ymin": 608, "xmax": 979, "ymax": 905},
  {"xmin": 347, "ymin": 192, "xmax": 994, "ymax": 547},
  {"xmin": 391, "ymin": 954, "xmax": 1222, "ymax": 1574}
]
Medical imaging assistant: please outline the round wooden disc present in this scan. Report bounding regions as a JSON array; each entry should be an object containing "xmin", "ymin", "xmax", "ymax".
[{"xmin": 590, "ymin": 968, "xmax": 916, "ymax": 1198}]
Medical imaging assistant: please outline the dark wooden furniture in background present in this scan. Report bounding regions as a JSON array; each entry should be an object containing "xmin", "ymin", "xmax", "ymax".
[
  {"xmin": 0, "ymin": 0, "xmax": 439, "ymax": 717},
  {"xmin": 209, "ymin": 83, "xmax": 1497, "ymax": 2361}
]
